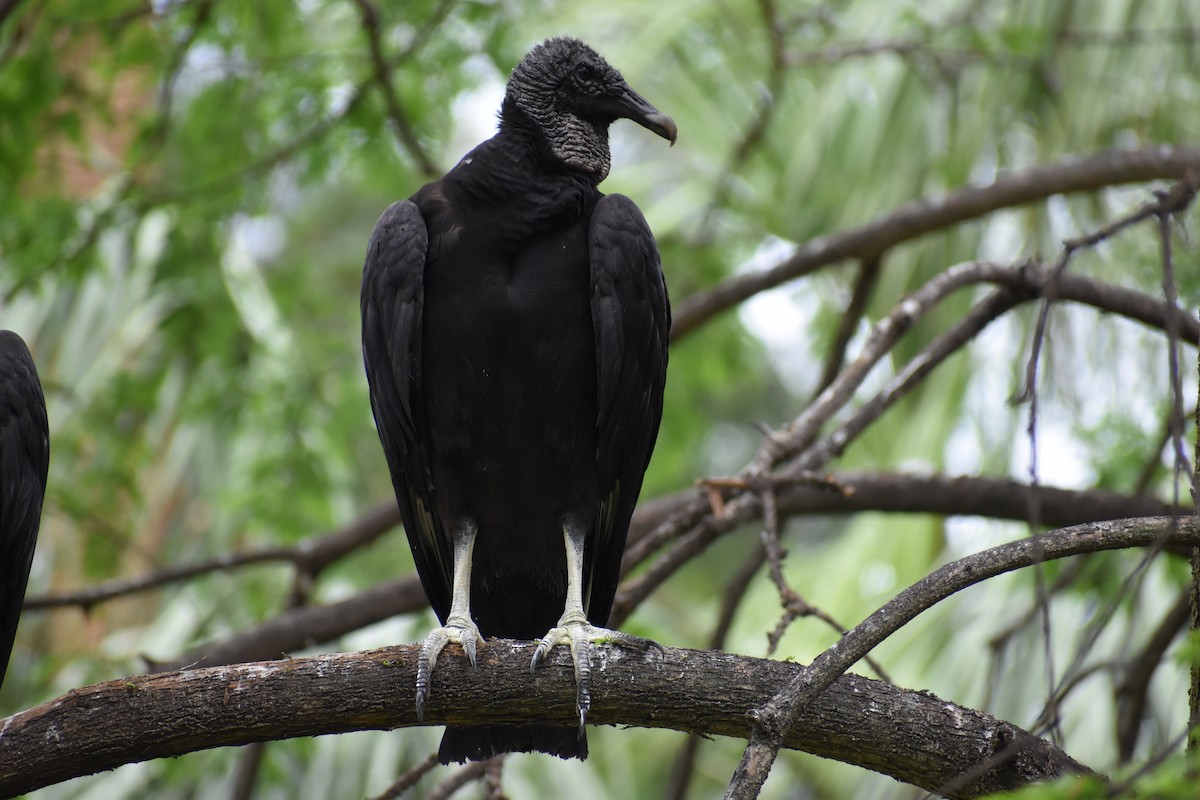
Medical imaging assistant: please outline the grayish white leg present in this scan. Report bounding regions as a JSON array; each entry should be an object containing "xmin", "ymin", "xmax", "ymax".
[
  {"xmin": 416, "ymin": 519, "xmax": 484, "ymax": 722},
  {"xmin": 531, "ymin": 521, "xmax": 656, "ymax": 732}
]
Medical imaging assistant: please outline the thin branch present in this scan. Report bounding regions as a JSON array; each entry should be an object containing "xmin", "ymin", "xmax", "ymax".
[
  {"xmin": 698, "ymin": 0, "xmax": 789, "ymax": 229},
  {"xmin": 351, "ymin": 0, "xmax": 439, "ymax": 178},
  {"xmin": 749, "ymin": 261, "xmax": 1016, "ymax": 477},
  {"xmin": 142, "ymin": 1, "xmax": 456, "ymax": 205},
  {"xmin": 0, "ymin": 0, "xmax": 29, "ymax": 29},
  {"xmin": 425, "ymin": 761, "xmax": 491, "ymax": 800},
  {"xmin": 1016, "ymin": 179, "xmax": 1198, "ymax": 403},
  {"xmin": 1158, "ymin": 186, "xmax": 1194, "ymax": 509},
  {"xmin": 671, "ymin": 146, "xmax": 1200, "ymax": 341},
  {"xmin": 815, "ymin": 255, "xmax": 882, "ymax": 395},
  {"xmin": 228, "ymin": 741, "xmax": 266, "ymax": 800},
  {"xmin": 1021, "ymin": 282, "xmax": 1059, "ymax": 743},
  {"xmin": 786, "ymin": 287, "xmax": 1025, "ymax": 476},
  {"xmin": 143, "ymin": 0, "xmax": 215, "ymax": 153},
  {"xmin": 1134, "ymin": 406, "xmax": 1198, "ymax": 496},
  {"xmin": 754, "ymin": 485, "xmax": 892, "ymax": 679},
  {"xmin": 1191, "ymin": 258, "xmax": 1200, "ymax": 756},
  {"xmin": 152, "ymin": 574, "xmax": 427, "ymax": 672},
  {"xmin": 723, "ymin": 517, "xmax": 1197, "ymax": 798},
  {"xmin": 25, "ymin": 501, "xmax": 400, "ymax": 611},
  {"xmin": 987, "ymin": 559, "xmax": 1088, "ymax": 652},
  {"xmin": 1115, "ymin": 588, "xmax": 1190, "ymax": 763},
  {"xmin": 1106, "ymin": 728, "xmax": 1194, "ymax": 798},
  {"xmin": 368, "ymin": 752, "xmax": 440, "ymax": 800}
]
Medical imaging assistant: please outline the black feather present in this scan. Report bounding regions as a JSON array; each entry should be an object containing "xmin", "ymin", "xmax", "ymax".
[
  {"xmin": 0, "ymin": 331, "xmax": 49, "ymax": 691},
  {"xmin": 361, "ymin": 37, "xmax": 671, "ymax": 763}
]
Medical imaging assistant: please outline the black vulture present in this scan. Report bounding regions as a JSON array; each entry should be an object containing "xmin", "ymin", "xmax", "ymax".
[
  {"xmin": 0, "ymin": 331, "xmax": 49, "ymax": 691},
  {"xmin": 361, "ymin": 37, "xmax": 673, "ymax": 763}
]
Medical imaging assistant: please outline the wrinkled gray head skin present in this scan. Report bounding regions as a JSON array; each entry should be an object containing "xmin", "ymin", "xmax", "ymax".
[{"xmin": 503, "ymin": 37, "xmax": 676, "ymax": 179}]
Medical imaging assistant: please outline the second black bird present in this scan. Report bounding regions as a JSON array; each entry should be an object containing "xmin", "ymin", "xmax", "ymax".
[
  {"xmin": 361, "ymin": 37, "xmax": 673, "ymax": 762},
  {"xmin": 0, "ymin": 331, "xmax": 49, "ymax": 693}
]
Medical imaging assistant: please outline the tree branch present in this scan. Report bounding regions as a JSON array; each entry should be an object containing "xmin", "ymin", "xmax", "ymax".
[
  {"xmin": 725, "ymin": 516, "xmax": 1198, "ymax": 798},
  {"xmin": 25, "ymin": 501, "xmax": 400, "ymax": 611},
  {"xmin": 152, "ymin": 574, "xmax": 427, "ymax": 672},
  {"xmin": 0, "ymin": 643, "xmax": 1085, "ymax": 799},
  {"xmin": 1115, "ymin": 588, "xmax": 1190, "ymax": 763},
  {"xmin": 351, "ymin": 0, "xmax": 439, "ymax": 178},
  {"xmin": 622, "ymin": 258, "xmax": 1199, "ymax": 620},
  {"xmin": 672, "ymin": 145, "xmax": 1200, "ymax": 340}
]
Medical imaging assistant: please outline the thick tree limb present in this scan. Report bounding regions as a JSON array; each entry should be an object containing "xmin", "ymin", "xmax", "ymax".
[
  {"xmin": 672, "ymin": 145, "xmax": 1200, "ymax": 340},
  {"xmin": 0, "ymin": 642, "xmax": 1085, "ymax": 799}
]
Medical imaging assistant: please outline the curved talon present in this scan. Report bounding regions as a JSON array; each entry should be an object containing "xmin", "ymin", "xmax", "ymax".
[
  {"xmin": 415, "ymin": 682, "xmax": 429, "ymax": 723},
  {"xmin": 570, "ymin": 629, "xmax": 592, "ymax": 729},
  {"xmin": 463, "ymin": 633, "xmax": 478, "ymax": 668}
]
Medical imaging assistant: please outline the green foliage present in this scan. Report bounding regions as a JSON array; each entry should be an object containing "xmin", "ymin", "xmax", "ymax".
[{"xmin": 2, "ymin": 0, "xmax": 1198, "ymax": 797}]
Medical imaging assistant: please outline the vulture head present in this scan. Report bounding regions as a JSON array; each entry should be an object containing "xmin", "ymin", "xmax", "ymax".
[{"xmin": 503, "ymin": 37, "xmax": 677, "ymax": 179}]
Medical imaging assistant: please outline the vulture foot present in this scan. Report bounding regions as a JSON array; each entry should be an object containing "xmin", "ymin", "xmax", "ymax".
[
  {"xmin": 415, "ymin": 615, "xmax": 484, "ymax": 722},
  {"xmin": 531, "ymin": 617, "xmax": 658, "ymax": 730}
]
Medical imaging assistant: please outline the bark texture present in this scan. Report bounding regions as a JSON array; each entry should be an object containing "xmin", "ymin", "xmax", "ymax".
[{"xmin": 0, "ymin": 642, "xmax": 1086, "ymax": 798}]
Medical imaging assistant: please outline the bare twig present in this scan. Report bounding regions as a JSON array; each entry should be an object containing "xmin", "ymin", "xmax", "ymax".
[
  {"xmin": 986, "ymin": 559, "xmax": 1088, "ymax": 652},
  {"xmin": 753, "ymin": 486, "xmax": 892, "ymax": 679},
  {"xmin": 1133, "ymin": 406, "xmax": 1198, "ymax": 496},
  {"xmin": 748, "ymin": 261, "xmax": 1019, "ymax": 477}
]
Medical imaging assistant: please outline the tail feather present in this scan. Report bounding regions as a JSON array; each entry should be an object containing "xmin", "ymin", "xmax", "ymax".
[{"xmin": 438, "ymin": 725, "xmax": 586, "ymax": 764}]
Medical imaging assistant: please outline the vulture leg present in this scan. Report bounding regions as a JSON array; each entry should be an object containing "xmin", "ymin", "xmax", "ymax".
[
  {"xmin": 415, "ymin": 519, "xmax": 484, "ymax": 721},
  {"xmin": 531, "ymin": 522, "xmax": 655, "ymax": 730}
]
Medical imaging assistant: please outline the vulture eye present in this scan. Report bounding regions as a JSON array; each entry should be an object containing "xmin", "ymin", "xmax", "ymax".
[{"xmin": 574, "ymin": 64, "xmax": 595, "ymax": 83}]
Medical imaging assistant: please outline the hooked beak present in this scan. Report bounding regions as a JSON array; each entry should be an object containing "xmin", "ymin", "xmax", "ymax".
[{"xmin": 601, "ymin": 84, "xmax": 678, "ymax": 146}]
